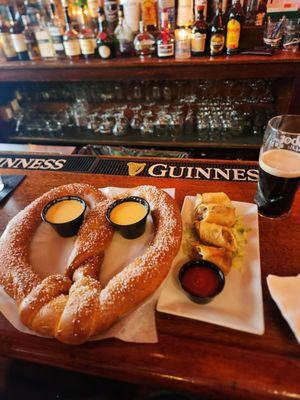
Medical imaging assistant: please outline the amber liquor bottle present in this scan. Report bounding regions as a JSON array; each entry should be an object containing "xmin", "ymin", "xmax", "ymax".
[
  {"xmin": 226, "ymin": 0, "xmax": 244, "ymax": 55},
  {"xmin": 0, "ymin": 15, "xmax": 18, "ymax": 61},
  {"xmin": 62, "ymin": 5, "xmax": 81, "ymax": 60},
  {"xmin": 21, "ymin": 15, "xmax": 40, "ymax": 60},
  {"xmin": 191, "ymin": 6, "xmax": 208, "ymax": 56},
  {"xmin": 8, "ymin": 6, "xmax": 30, "ymax": 60},
  {"xmin": 209, "ymin": 1, "xmax": 225, "ymax": 56},
  {"xmin": 78, "ymin": 5, "xmax": 96, "ymax": 59}
]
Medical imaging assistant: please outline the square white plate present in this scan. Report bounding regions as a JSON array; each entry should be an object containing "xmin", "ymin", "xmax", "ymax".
[{"xmin": 157, "ymin": 196, "xmax": 265, "ymax": 335}]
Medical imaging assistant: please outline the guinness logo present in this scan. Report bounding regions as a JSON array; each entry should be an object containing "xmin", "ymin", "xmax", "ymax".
[{"xmin": 127, "ymin": 162, "xmax": 147, "ymax": 176}]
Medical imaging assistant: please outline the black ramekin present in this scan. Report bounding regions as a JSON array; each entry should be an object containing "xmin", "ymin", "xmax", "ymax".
[
  {"xmin": 106, "ymin": 196, "xmax": 150, "ymax": 239},
  {"xmin": 178, "ymin": 260, "xmax": 225, "ymax": 304},
  {"xmin": 41, "ymin": 196, "xmax": 86, "ymax": 238}
]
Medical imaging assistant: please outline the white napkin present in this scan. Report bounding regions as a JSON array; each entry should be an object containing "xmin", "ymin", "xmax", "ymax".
[
  {"xmin": 267, "ymin": 274, "xmax": 300, "ymax": 344},
  {"xmin": 0, "ymin": 187, "xmax": 175, "ymax": 343}
]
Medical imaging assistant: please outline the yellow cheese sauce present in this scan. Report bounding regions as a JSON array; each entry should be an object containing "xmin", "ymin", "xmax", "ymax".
[
  {"xmin": 46, "ymin": 199, "xmax": 84, "ymax": 224},
  {"xmin": 110, "ymin": 201, "xmax": 147, "ymax": 225}
]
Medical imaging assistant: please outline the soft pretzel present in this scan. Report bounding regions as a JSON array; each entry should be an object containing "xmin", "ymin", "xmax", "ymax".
[{"xmin": 0, "ymin": 184, "xmax": 182, "ymax": 344}]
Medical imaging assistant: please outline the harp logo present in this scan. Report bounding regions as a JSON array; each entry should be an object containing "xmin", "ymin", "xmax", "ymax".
[{"xmin": 127, "ymin": 162, "xmax": 147, "ymax": 176}]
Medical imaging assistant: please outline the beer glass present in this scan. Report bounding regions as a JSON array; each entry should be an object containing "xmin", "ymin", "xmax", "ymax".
[{"xmin": 255, "ymin": 115, "xmax": 300, "ymax": 218}]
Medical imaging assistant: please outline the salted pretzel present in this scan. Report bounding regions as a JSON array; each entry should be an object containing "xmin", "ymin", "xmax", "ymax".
[{"xmin": 0, "ymin": 184, "xmax": 182, "ymax": 344}]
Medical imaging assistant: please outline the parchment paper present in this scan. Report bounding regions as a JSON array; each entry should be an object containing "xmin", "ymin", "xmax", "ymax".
[{"xmin": 0, "ymin": 187, "xmax": 175, "ymax": 343}]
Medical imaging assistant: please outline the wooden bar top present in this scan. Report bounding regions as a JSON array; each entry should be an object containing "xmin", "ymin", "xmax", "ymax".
[{"xmin": 0, "ymin": 157, "xmax": 299, "ymax": 400}]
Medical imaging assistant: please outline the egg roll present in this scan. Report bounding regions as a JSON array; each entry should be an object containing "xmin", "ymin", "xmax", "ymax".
[
  {"xmin": 194, "ymin": 221, "xmax": 237, "ymax": 252},
  {"xmin": 194, "ymin": 203, "xmax": 236, "ymax": 227},
  {"xmin": 195, "ymin": 192, "xmax": 232, "ymax": 207},
  {"xmin": 192, "ymin": 242, "xmax": 232, "ymax": 275}
]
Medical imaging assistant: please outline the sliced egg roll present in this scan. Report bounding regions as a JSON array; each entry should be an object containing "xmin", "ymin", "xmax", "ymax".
[
  {"xmin": 192, "ymin": 242, "xmax": 232, "ymax": 275},
  {"xmin": 194, "ymin": 203, "xmax": 236, "ymax": 227},
  {"xmin": 194, "ymin": 221, "xmax": 237, "ymax": 252}
]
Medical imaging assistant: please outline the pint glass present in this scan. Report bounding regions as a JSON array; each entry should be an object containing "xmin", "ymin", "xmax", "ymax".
[{"xmin": 254, "ymin": 115, "xmax": 300, "ymax": 218}]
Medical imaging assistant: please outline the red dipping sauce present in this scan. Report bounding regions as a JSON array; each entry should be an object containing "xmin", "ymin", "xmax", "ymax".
[
  {"xmin": 181, "ymin": 266, "xmax": 220, "ymax": 297},
  {"xmin": 178, "ymin": 260, "xmax": 225, "ymax": 303}
]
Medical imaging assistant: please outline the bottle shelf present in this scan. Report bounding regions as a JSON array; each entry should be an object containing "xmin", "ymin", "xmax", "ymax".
[{"xmin": 0, "ymin": 51, "xmax": 299, "ymax": 81}]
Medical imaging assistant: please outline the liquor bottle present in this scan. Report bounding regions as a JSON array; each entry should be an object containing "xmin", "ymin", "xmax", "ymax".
[
  {"xmin": 78, "ymin": 5, "xmax": 95, "ymax": 59},
  {"xmin": 88, "ymin": 0, "xmax": 99, "ymax": 19},
  {"xmin": 194, "ymin": 0, "xmax": 207, "ymax": 21},
  {"xmin": 255, "ymin": 0, "xmax": 266, "ymax": 26},
  {"xmin": 0, "ymin": 15, "xmax": 18, "ymax": 61},
  {"xmin": 222, "ymin": 0, "xmax": 230, "ymax": 15},
  {"xmin": 114, "ymin": 4, "xmax": 134, "ymax": 57},
  {"xmin": 8, "ymin": 6, "xmax": 30, "ymax": 60},
  {"xmin": 121, "ymin": 0, "xmax": 140, "ymax": 33},
  {"xmin": 209, "ymin": 1, "xmax": 225, "ymax": 56},
  {"xmin": 134, "ymin": 21, "xmax": 156, "ymax": 58},
  {"xmin": 158, "ymin": 0, "xmax": 175, "ymax": 30},
  {"xmin": 177, "ymin": 0, "xmax": 193, "ymax": 28},
  {"xmin": 24, "ymin": 0, "xmax": 42, "ymax": 26},
  {"xmin": 62, "ymin": 4, "xmax": 81, "ymax": 60},
  {"xmin": 21, "ymin": 15, "xmax": 40, "ymax": 60},
  {"xmin": 104, "ymin": 0, "xmax": 118, "ymax": 33},
  {"xmin": 191, "ymin": 5, "xmax": 208, "ymax": 56},
  {"xmin": 157, "ymin": 9, "xmax": 174, "ymax": 58},
  {"xmin": 47, "ymin": 0, "xmax": 65, "ymax": 58},
  {"xmin": 245, "ymin": 0, "xmax": 257, "ymax": 25},
  {"xmin": 226, "ymin": 0, "xmax": 244, "ymax": 55},
  {"xmin": 97, "ymin": 6, "xmax": 115, "ymax": 59},
  {"xmin": 35, "ymin": 13, "xmax": 56, "ymax": 59},
  {"xmin": 141, "ymin": 0, "xmax": 158, "ymax": 31}
]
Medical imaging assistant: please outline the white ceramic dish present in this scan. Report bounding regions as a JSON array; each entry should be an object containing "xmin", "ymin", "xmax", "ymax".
[{"xmin": 157, "ymin": 196, "xmax": 265, "ymax": 335}]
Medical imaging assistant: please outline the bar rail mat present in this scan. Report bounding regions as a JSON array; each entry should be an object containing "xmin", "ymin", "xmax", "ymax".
[{"xmin": 0, "ymin": 154, "xmax": 258, "ymax": 182}]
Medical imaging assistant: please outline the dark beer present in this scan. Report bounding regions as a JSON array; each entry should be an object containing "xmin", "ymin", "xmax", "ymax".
[{"xmin": 255, "ymin": 149, "xmax": 300, "ymax": 217}]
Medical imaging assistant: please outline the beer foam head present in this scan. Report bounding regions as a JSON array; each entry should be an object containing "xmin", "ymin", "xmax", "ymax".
[{"xmin": 260, "ymin": 149, "xmax": 300, "ymax": 178}]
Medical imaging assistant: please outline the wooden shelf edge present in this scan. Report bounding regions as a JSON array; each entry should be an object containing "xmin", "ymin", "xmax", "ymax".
[
  {"xmin": 0, "ymin": 52, "xmax": 299, "ymax": 81},
  {"xmin": 5, "ymin": 134, "xmax": 263, "ymax": 149}
]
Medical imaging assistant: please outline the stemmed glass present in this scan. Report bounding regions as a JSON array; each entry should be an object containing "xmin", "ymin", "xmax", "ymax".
[
  {"xmin": 130, "ymin": 105, "xmax": 142, "ymax": 132},
  {"xmin": 169, "ymin": 111, "xmax": 184, "ymax": 139},
  {"xmin": 155, "ymin": 111, "xmax": 171, "ymax": 137},
  {"xmin": 99, "ymin": 113, "xmax": 115, "ymax": 135},
  {"xmin": 140, "ymin": 111, "xmax": 154, "ymax": 137},
  {"xmin": 112, "ymin": 112, "xmax": 129, "ymax": 136}
]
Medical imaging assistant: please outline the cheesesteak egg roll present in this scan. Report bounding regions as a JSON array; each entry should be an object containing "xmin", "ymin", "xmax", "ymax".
[
  {"xmin": 192, "ymin": 242, "xmax": 232, "ymax": 275},
  {"xmin": 194, "ymin": 203, "xmax": 236, "ymax": 227},
  {"xmin": 194, "ymin": 221, "xmax": 237, "ymax": 252}
]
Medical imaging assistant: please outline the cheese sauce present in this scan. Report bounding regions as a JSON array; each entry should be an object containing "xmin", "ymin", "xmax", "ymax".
[
  {"xmin": 110, "ymin": 201, "xmax": 147, "ymax": 225},
  {"xmin": 46, "ymin": 199, "xmax": 84, "ymax": 224}
]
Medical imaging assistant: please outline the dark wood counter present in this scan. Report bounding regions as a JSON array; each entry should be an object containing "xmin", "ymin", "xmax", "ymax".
[{"xmin": 0, "ymin": 157, "xmax": 299, "ymax": 400}]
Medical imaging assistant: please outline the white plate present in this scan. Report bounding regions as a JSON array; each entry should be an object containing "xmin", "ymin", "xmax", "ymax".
[{"xmin": 157, "ymin": 197, "xmax": 265, "ymax": 335}]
